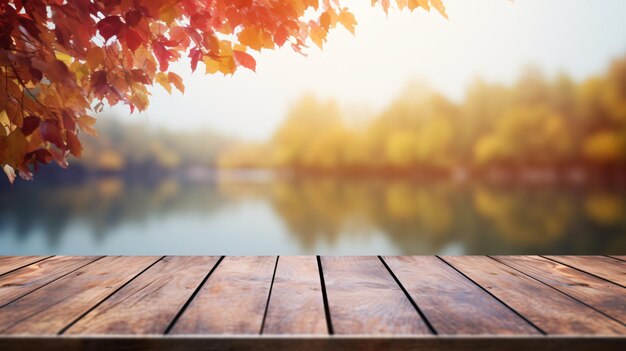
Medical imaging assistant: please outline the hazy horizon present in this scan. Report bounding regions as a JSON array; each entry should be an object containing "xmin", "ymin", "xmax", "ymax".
[{"xmin": 100, "ymin": 0, "xmax": 626, "ymax": 141}]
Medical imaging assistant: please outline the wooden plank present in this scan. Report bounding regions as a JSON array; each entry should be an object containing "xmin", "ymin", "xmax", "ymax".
[
  {"xmin": 65, "ymin": 256, "xmax": 220, "ymax": 335},
  {"xmin": 495, "ymin": 256, "xmax": 626, "ymax": 324},
  {"xmin": 609, "ymin": 256, "xmax": 626, "ymax": 262},
  {"xmin": 545, "ymin": 256, "xmax": 626, "ymax": 287},
  {"xmin": 169, "ymin": 256, "xmax": 276, "ymax": 335},
  {"xmin": 443, "ymin": 256, "xmax": 626, "ymax": 335},
  {"xmin": 383, "ymin": 256, "xmax": 539, "ymax": 335},
  {"xmin": 0, "ymin": 256, "xmax": 100, "ymax": 308},
  {"xmin": 262, "ymin": 256, "xmax": 326, "ymax": 335},
  {"xmin": 321, "ymin": 256, "xmax": 430, "ymax": 335},
  {"xmin": 0, "ymin": 257, "xmax": 50, "ymax": 276},
  {"xmin": 0, "ymin": 256, "xmax": 159, "ymax": 335}
]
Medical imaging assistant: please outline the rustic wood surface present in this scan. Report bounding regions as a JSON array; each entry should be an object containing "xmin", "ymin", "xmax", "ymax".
[
  {"xmin": 262, "ymin": 256, "xmax": 327, "ymax": 335},
  {"xmin": 544, "ymin": 256, "xmax": 626, "ymax": 287},
  {"xmin": 66, "ymin": 256, "xmax": 220, "ymax": 335},
  {"xmin": 0, "ymin": 255, "xmax": 624, "ymax": 350},
  {"xmin": 443, "ymin": 256, "xmax": 626, "ymax": 335},
  {"xmin": 0, "ymin": 256, "xmax": 51, "ymax": 276},
  {"xmin": 494, "ymin": 255, "xmax": 626, "ymax": 324},
  {"xmin": 169, "ymin": 256, "xmax": 276, "ymax": 335},
  {"xmin": 321, "ymin": 256, "xmax": 431, "ymax": 335},
  {"xmin": 382, "ymin": 256, "xmax": 540, "ymax": 335},
  {"xmin": 0, "ymin": 256, "xmax": 100, "ymax": 308},
  {"xmin": 0, "ymin": 256, "xmax": 159, "ymax": 335}
]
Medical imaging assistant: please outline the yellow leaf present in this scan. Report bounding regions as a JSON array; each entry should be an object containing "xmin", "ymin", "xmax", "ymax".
[
  {"xmin": 0, "ymin": 110, "xmax": 10, "ymax": 136},
  {"xmin": 417, "ymin": 0, "xmax": 430, "ymax": 10},
  {"xmin": 219, "ymin": 40, "xmax": 233, "ymax": 56},
  {"xmin": 310, "ymin": 25, "xmax": 327, "ymax": 49},
  {"xmin": 430, "ymin": 0, "xmax": 448, "ymax": 18},
  {"xmin": 155, "ymin": 72, "xmax": 171, "ymax": 94},
  {"xmin": 203, "ymin": 57, "xmax": 220, "ymax": 74},
  {"xmin": 218, "ymin": 56, "xmax": 236, "ymax": 75},
  {"xmin": 55, "ymin": 51, "xmax": 73, "ymax": 65},
  {"xmin": 131, "ymin": 90, "xmax": 149, "ymax": 111},
  {"xmin": 338, "ymin": 10, "xmax": 357, "ymax": 34}
]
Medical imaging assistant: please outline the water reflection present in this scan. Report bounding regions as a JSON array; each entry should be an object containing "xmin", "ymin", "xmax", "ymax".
[{"xmin": 1, "ymin": 174, "xmax": 624, "ymax": 255}]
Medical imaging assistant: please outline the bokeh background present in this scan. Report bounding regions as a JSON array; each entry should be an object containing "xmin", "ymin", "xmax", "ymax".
[{"xmin": 1, "ymin": 0, "xmax": 625, "ymax": 255}]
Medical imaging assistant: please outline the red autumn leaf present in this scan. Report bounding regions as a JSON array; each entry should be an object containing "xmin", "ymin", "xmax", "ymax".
[
  {"xmin": 39, "ymin": 120, "xmax": 65, "ymax": 148},
  {"xmin": 97, "ymin": 16, "xmax": 123, "ymax": 41},
  {"xmin": 130, "ymin": 69, "xmax": 151, "ymax": 85},
  {"xmin": 90, "ymin": 70, "xmax": 108, "ymax": 96},
  {"xmin": 21, "ymin": 116, "xmax": 41, "ymax": 136},
  {"xmin": 25, "ymin": 149, "xmax": 53, "ymax": 165},
  {"xmin": 189, "ymin": 47, "xmax": 202, "ymax": 73},
  {"xmin": 63, "ymin": 112, "xmax": 77, "ymax": 133},
  {"xmin": 152, "ymin": 40, "xmax": 171, "ymax": 71},
  {"xmin": 125, "ymin": 27, "xmax": 143, "ymax": 52},
  {"xmin": 234, "ymin": 50, "xmax": 256, "ymax": 71},
  {"xmin": 124, "ymin": 10, "xmax": 143, "ymax": 27},
  {"xmin": 17, "ymin": 16, "xmax": 42, "ymax": 41},
  {"xmin": 274, "ymin": 25, "xmax": 289, "ymax": 47}
]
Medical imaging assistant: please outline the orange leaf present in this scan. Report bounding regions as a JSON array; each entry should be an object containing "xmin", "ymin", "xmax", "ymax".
[
  {"xmin": 66, "ymin": 131, "xmax": 82, "ymax": 157},
  {"xmin": 168, "ymin": 72, "xmax": 185, "ymax": 93},
  {"xmin": 233, "ymin": 50, "xmax": 256, "ymax": 72},
  {"xmin": 77, "ymin": 115, "xmax": 98, "ymax": 137}
]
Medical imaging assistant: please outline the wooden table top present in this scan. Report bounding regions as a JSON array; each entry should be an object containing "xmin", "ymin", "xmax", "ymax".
[{"xmin": 0, "ymin": 255, "xmax": 624, "ymax": 350}]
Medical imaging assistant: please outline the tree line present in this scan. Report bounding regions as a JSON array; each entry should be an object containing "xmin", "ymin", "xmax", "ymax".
[{"xmin": 218, "ymin": 57, "xmax": 626, "ymax": 177}]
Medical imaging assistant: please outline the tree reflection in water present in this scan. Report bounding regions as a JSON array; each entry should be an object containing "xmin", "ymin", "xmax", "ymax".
[{"xmin": 1, "ymin": 174, "xmax": 624, "ymax": 254}]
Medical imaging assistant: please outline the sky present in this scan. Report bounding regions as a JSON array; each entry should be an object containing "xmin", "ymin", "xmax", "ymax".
[{"xmin": 103, "ymin": 0, "xmax": 626, "ymax": 141}]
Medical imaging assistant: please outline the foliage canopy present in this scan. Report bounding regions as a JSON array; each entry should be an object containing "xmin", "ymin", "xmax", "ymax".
[{"xmin": 0, "ymin": 0, "xmax": 447, "ymax": 183}]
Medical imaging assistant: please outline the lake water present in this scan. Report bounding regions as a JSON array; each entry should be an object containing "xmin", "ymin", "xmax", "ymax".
[{"xmin": 1, "ymin": 171, "xmax": 625, "ymax": 255}]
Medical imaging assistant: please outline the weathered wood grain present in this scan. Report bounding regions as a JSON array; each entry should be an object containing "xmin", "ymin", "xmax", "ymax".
[
  {"xmin": 262, "ymin": 256, "xmax": 327, "ymax": 335},
  {"xmin": 545, "ymin": 256, "xmax": 626, "ymax": 287},
  {"xmin": 0, "ymin": 256, "xmax": 159, "ymax": 335},
  {"xmin": 383, "ymin": 256, "xmax": 539, "ymax": 335},
  {"xmin": 169, "ymin": 256, "xmax": 277, "ymax": 335},
  {"xmin": 0, "ymin": 255, "xmax": 625, "ymax": 343},
  {"xmin": 609, "ymin": 256, "xmax": 626, "ymax": 262},
  {"xmin": 0, "ymin": 256, "xmax": 100, "ymax": 308},
  {"xmin": 444, "ymin": 256, "xmax": 626, "ymax": 335},
  {"xmin": 495, "ymin": 256, "xmax": 626, "ymax": 324},
  {"xmin": 321, "ymin": 256, "xmax": 430, "ymax": 335},
  {"xmin": 0, "ymin": 257, "xmax": 50, "ymax": 276},
  {"xmin": 65, "ymin": 256, "xmax": 220, "ymax": 335}
]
